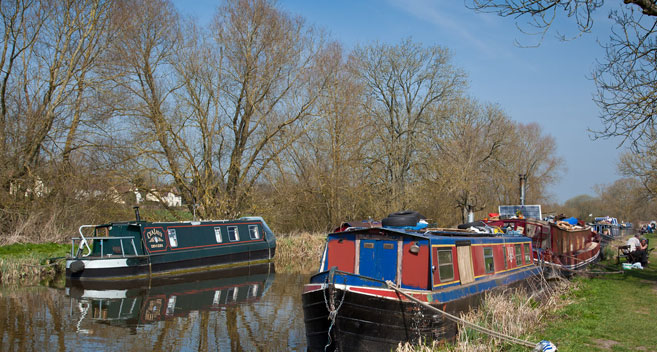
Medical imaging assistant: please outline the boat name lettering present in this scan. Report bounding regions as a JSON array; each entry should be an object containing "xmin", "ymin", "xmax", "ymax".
[{"xmin": 146, "ymin": 228, "xmax": 165, "ymax": 248}]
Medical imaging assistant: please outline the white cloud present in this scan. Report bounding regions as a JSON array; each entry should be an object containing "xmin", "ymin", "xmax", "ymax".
[{"xmin": 386, "ymin": 0, "xmax": 513, "ymax": 60}]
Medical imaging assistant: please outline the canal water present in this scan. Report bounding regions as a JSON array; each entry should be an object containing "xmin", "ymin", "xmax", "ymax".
[{"xmin": 0, "ymin": 268, "xmax": 310, "ymax": 351}]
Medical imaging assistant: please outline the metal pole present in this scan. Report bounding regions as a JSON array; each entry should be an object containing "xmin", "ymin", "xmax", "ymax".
[{"xmin": 519, "ymin": 174, "xmax": 526, "ymax": 206}]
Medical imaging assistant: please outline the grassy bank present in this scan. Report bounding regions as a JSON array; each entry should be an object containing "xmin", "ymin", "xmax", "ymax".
[
  {"xmin": 531, "ymin": 232, "xmax": 657, "ymax": 351},
  {"xmin": 0, "ymin": 232, "xmax": 326, "ymax": 285},
  {"xmin": 0, "ymin": 243, "xmax": 69, "ymax": 286}
]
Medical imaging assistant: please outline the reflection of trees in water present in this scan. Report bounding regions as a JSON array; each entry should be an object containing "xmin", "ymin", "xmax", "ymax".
[
  {"xmin": 44, "ymin": 291, "xmax": 67, "ymax": 352},
  {"xmin": 226, "ymin": 308, "xmax": 243, "ymax": 352},
  {"xmin": 197, "ymin": 310, "xmax": 209, "ymax": 351}
]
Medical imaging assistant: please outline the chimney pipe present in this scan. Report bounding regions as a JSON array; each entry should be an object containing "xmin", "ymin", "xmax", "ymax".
[
  {"xmin": 467, "ymin": 210, "xmax": 474, "ymax": 223},
  {"xmin": 519, "ymin": 174, "xmax": 526, "ymax": 206},
  {"xmin": 133, "ymin": 206, "xmax": 141, "ymax": 222}
]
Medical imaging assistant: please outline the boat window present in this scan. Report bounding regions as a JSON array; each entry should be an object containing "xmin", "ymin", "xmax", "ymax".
[
  {"xmin": 562, "ymin": 235, "xmax": 568, "ymax": 253},
  {"xmin": 515, "ymin": 244, "xmax": 522, "ymax": 265},
  {"xmin": 503, "ymin": 247, "xmax": 508, "ymax": 269},
  {"xmin": 214, "ymin": 227, "xmax": 222, "ymax": 243},
  {"xmin": 484, "ymin": 247, "xmax": 494, "ymax": 273},
  {"xmin": 228, "ymin": 226, "xmax": 239, "ymax": 241},
  {"xmin": 248, "ymin": 225, "xmax": 260, "ymax": 240},
  {"xmin": 213, "ymin": 290, "xmax": 222, "ymax": 306},
  {"xmin": 524, "ymin": 243, "xmax": 531, "ymax": 263},
  {"xmin": 166, "ymin": 296, "xmax": 176, "ymax": 316},
  {"xmin": 167, "ymin": 229, "xmax": 178, "ymax": 247},
  {"xmin": 437, "ymin": 249, "xmax": 454, "ymax": 282}
]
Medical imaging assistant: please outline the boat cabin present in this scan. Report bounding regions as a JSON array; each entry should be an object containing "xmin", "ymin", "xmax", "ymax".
[{"xmin": 317, "ymin": 227, "xmax": 534, "ymax": 292}]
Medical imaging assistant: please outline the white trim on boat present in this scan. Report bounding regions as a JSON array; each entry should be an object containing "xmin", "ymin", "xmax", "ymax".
[{"xmin": 66, "ymin": 258, "xmax": 129, "ymax": 269}]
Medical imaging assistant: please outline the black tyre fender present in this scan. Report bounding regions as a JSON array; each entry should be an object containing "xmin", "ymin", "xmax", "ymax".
[
  {"xmin": 382, "ymin": 210, "xmax": 425, "ymax": 227},
  {"xmin": 69, "ymin": 260, "xmax": 85, "ymax": 273}
]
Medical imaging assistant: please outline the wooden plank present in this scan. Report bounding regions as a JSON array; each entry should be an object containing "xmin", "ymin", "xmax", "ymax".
[{"xmin": 457, "ymin": 245, "xmax": 475, "ymax": 285}]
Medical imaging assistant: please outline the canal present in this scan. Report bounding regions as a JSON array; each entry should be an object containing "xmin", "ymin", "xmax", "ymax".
[{"xmin": 0, "ymin": 268, "xmax": 309, "ymax": 351}]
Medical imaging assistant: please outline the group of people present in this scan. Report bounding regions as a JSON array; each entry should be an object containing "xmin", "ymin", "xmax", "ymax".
[
  {"xmin": 626, "ymin": 233, "xmax": 650, "ymax": 267},
  {"xmin": 640, "ymin": 223, "xmax": 655, "ymax": 234}
]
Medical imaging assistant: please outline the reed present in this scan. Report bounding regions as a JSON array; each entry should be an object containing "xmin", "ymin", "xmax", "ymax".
[
  {"xmin": 396, "ymin": 278, "xmax": 574, "ymax": 351},
  {"xmin": 273, "ymin": 232, "xmax": 326, "ymax": 274}
]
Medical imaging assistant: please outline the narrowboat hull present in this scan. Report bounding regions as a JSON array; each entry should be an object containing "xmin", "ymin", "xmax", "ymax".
[
  {"xmin": 66, "ymin": 216, "xmax": 276, "ymax": 281},
  {"xmin": 303, "ymin": 265, "xmax": 540, "ymax": 352}
]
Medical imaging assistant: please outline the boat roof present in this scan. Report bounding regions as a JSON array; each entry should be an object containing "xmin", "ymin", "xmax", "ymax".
[
  {"xmin": 96, "ymin": 217, "xmax": 266, "ymax": 228},
  {"xmin": 329, "ymin": 226, "xmax": 531, "ymax": 244}
]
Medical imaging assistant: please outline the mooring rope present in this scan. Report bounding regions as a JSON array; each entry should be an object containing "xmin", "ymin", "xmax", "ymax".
[
  {"xmin": 384, "ymin": 280, "xmax": 538, "ymax": 349},
  {"xmin": 322, "ymin": 279, "xmax": 347, "ymax": 352},
  {"xmin": 544, "ymin": 252, "xmax": 624, "ymax": 275}
]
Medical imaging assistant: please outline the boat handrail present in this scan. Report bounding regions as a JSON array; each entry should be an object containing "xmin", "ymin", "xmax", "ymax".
[
  {"xmin": 76, "ymin": 225, "xmax": 96, "ymax": 257},
  {"xmin": 71, "ymin": 236, "xmax": 139, "ymax": 259}
]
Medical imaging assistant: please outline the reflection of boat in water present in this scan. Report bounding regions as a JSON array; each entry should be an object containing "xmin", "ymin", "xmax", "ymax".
[
  {"xmin": 66, "ymin": 207, "xmax": 276, "ymax": 282},
  {"xmin": 67, "ymin": 263, "xmax": 274, "ymax": 331}
]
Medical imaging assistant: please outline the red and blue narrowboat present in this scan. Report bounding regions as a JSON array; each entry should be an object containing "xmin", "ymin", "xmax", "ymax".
[
  {"xmin": 302, "ymin": 211, "xmax": 541, "ymax": 351},
  {"xmin": 65, "ymin": 208, "xmax": 276, "ymax": 282}
]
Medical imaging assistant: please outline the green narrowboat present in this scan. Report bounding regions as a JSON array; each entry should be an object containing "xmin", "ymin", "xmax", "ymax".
[{"xmin": 66, "ymin": 209, "xmax": 276, "ymax": 281}]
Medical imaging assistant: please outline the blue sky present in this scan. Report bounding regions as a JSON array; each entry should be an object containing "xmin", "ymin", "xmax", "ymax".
[{"xmin": 172, "ymin": 0, "xmax": 625, "ymax": 203}]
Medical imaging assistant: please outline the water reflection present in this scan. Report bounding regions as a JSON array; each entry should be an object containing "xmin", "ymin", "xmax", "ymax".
[{"xmin": 0, "ymin": 264, "xmax": 309, "ymax": 351}]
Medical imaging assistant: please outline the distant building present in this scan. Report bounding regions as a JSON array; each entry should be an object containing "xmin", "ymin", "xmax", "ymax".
[{"xmin": 135, "ymin": 188, "xmax": 182, "ymax": 208}]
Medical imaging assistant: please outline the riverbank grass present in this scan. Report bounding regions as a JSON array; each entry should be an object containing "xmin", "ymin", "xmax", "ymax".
[{"xmin": 0, "ymin": 243, "xmax": 69, "ymax": 285}]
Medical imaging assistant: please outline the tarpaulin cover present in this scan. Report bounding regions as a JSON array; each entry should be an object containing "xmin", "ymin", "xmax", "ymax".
[{"xmin": 563, "ymin": 217, "xmax": 578, "ymax": 225}]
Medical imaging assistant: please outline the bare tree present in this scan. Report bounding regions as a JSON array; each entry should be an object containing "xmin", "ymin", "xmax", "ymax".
[
  {"xmin": 110, "ymin": 0, "xmax": 332, "ymax": 219},
  {"xmin": 210, "ymin": 0, "xmax": 332, "ymax": 217},
  {"xmin": 618, "ymin": 132, "xmax": 657, "ymax": 196},
  {"xmin": 592, "ymin": 8, "xmax": 657, "ymax": 149},
  {"xmin": 422, "ymin": 98, "xmax": 509, "ymax": 222},
  {"xmin": 350, "ymin": 38, "xmax": 467, "ymax": 212},
  {"xmin": 489, "ymin": 122, "xmax": 563, "ymax": 206},
  {"xmin": 466, "ymin": 1, "xmax": 657, "ymax": 36},
  {"xmin": 271, "ymin": 43, "xmax": 377, "ymax": 231},
  {"xmin": 106, "ymin": 0, "xmax": 187, "ymax": 209}
]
